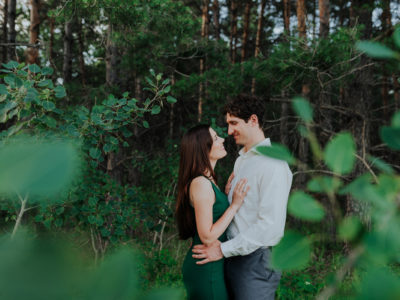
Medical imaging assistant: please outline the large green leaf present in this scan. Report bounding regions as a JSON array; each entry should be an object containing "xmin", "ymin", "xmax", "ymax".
[
  {"xmin": 4, "ymin": 75, "xmax": 16, "ymax": 88},
  {"xmin": 2, "ymin": 61, "xmax": 19, "ymax": 69},
  {"xmin": 24, "ymin": 87, "xmax": 39, "ymax": 103},
  {"xmin": 358, "ymin": 268, "xmax": 400, "ymax": 300},
  {"xmin": 380, "ymin": 126, "xmax": 400, "ymax": 150},
  {"xmin": 338, "ymin": 216, "xmax": 362, "ymax": 241},
  {"xmin": 323, "ymin": 132, "xmax": 356, "ymax": 175},
  {"xmin": 40, "ymin": 67, "xmax": 54, "ymax": 76},
  {"xmin": 89, "ymin": 148, "xmax": 101, "ymax": 160},
  {"xmin": 37, "ymin": 79, "xmax": 53, "ymax": 88},
  {"xmin": 356, "ymin": 41, "xmax": 398, "ymax": 59},
  {"xmin": 0, "ymin": 84, "xmax": 8, "ymax": 95},
  {"xmin": 151, "ymin": 105, "xmax": 161, "ymax": 115},
  {"xmin": 54, "ymin": 86, "xmax": 66, "ymax": 98},
  {"xmin": 42, "ymin": 116, "xmax": 57, "ymax": 128},
  {"xmin": 339, "ymin": 173, "xmax": 390, "ymax": 205},
  {"xmin": 256, "ymin": 143, "xmax": 296, "ymax": 165},
  {"xmin": 166, "ymin": 96, "xmax": 177, "ymax": 103},
  {"xmin": 271, "ymin": 230, "xmax": 311, "ymax": 271},
  {"xmin": 85, "ymin": 248, "xmax": 138, "ymax": 300},
  {"xmin": 0, "ymin": 137, "xmax": 80, "ymax": 200},
  {"xmin": 393, "ymin": 27, "xmax": 400, "ymax": 48},
  {"xmin": 28, "ymin": 64, "xmax": 41, "ymax": 73},
  {"xmin": 391, "ymin": 111, "xmax": 400, "ymax": 127},
  {"xmin": 292, "ymin": 97, "xmax": 313, "ymax": 123},
  {"xmin": 42, "ymin": 101, "xmax": 56, "ymax": 111},
  {"xmin": 288, "ymin": 191, "xmax": 325, "ymax": 221},
  {"xmin": 307, "ymin": 176, "xmax": 342, "ymax": 194},
  {"xmin": 367, "ymin": 155, "xmax": 394, "ymax": 175}
]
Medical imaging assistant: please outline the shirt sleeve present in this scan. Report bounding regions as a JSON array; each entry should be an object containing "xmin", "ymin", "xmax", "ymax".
[{"xmin": 221, "ymin": 159, "xmax": 293, "ymax": 257}]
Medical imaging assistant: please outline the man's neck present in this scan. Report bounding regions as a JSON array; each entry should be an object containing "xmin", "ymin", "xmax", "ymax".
[{"xmin": 243, "ymin": 131, "xmax": 266, "ymax": 153}]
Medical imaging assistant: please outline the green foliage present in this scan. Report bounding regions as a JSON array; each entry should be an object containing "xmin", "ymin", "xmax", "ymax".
[
  {"xmin": 338, "ymin": 216, "xmax": 362, "ymax": 241},
  {"xmin": 307, "ymin": 176, "xmax": 343, "ymax": 194},
  {"xmin": 323, "ymin": 132, "xmax": 356, "ymax": 175},
  {"xmin": 0, "ymin": 61, "xmax": 176, "ymax": 244},
  {"xmin": 86, "ymin": 248, "xmax": 138, "ymax": 300},
  {"xmin": 256, "ymin": 144, "xmax": 296, "ymax": 165},
  {"xmin": 271, "ymin": 230, "xmax": 311, "ymax": 271},
  {"xmin": 0, "ymin": 136, "xmax": 80, "ymax": 200},
  {"xmin": 288, "ymin": 191, "xmax": 325, "ymax": 222},
  {"xmin": 292, "ymin": 97, "xmax": 314, "ymax": 123},
  {"xmin": 259, "ymin": 27, "xmax": 400, "ymax": 294},
  {"xmin": 263, "ymin": 94, "xmax": 400, "ymax": 297},
  {"xmin": 0, "ymin": 62, "xmax": 63, "ymax": 137},
  {"xmin": 356, "ymin": 41, "xmax": 399, "ymax": 59},
  {"xmin": 0, "ymin": 234, "xmax": 182, "ymax": 300}
]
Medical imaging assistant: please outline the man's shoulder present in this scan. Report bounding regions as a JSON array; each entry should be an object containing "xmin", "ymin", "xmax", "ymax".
[{"xmin": 255, "ymin": 152, "xmax": 289, "ymax": 168}]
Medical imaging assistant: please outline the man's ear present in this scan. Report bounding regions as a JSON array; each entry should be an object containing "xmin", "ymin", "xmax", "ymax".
[{"xmin": 249, "ymin": 114, "xmax": 259, "ymax": 127}]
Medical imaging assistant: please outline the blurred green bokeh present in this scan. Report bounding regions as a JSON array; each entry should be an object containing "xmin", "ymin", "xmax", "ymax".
[{"xmin": 0, "ymin": 136, "xmax": 81, "ymax": 202}]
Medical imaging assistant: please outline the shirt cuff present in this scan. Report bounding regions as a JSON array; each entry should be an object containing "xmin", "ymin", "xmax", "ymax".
[{"xmin": 220, "ymin": 239, "xmax": 237, "ymax": 258}]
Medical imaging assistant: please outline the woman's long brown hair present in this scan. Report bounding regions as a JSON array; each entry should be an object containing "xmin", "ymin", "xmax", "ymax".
[{"xmin": 176, "ymin": 124, "xmax": 217, "ymax": 240}]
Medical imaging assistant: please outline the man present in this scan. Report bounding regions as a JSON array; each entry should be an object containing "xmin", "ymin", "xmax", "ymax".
[{"xmin": 192, "ymin": 94, "xmax": 293, "ymax": 299}]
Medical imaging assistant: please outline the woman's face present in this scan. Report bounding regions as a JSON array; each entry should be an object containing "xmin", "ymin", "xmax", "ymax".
[{"xmin": 208, "ymin": 127, "xmax": 227, "ymax": 161}]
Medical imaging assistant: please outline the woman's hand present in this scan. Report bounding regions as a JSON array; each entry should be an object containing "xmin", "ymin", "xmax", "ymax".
[
  {"xmin": 225, "ymin": 172, "xmax": 235, "ymax": 195},
  {"xmin": 231, "ymin": 178, "xmax": 249, "ymax": 210}
]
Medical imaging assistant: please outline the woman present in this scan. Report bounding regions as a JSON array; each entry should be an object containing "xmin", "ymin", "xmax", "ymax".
[{"xmin": 176, "ymin": 124, "xmax": 249, "ymax": 300}]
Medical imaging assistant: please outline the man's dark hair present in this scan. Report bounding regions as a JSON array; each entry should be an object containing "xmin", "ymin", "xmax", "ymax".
[{"xmin": 223, "ymin": 94, "xmax": 265, "ymax": 125}]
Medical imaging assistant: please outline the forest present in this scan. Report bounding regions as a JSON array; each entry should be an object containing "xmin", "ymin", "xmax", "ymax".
[{"xmin": 0, "ymin": 0, "xmax": 400, "ymax": 299}]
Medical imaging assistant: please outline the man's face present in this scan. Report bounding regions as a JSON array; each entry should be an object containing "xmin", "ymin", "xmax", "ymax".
[{"xmin": 226, "ymin": 113, "xmax": 252, "ymax": 146}]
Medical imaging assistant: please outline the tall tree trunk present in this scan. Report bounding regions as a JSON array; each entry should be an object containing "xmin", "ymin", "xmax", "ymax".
[
  {"xmin": 106, "ymin": 24, "xmax": 119, "ymax": 87},
  {"xmin": 345, "ymin": 0, "xmax": 374, "ymax": 227},
  {"xmin": 26, "ymin": 0, "xmax": 40, "ymax": 65},
  {"xmin": 296, "ymin": 0, "xmax": 309, "ymax": 188},
  {"xmin": 254, "ymin": 0, "xmax": 266, "ymax": 59},
  {"xmin": 240, "ymin": 0, "xmax": 252, "ymax": 64},
  {"xmin": 350, "ymin": 0, "xmax": 373, "ymax": 36},
  {"xmin": 381, "ymin": 0, "xmax": 391, "ymax": 31},
  {"xmin": 229, "ymin": 0, "xmax": 238, "ymax": 63},
  {"xmin": 169, "ymin": 74, "xmax": 176, "ymax": 140},
  {"xmin": 77, "ymin": 18, "xmax": 86, "ymax": 86},
  {"xmin": 296, "ymin": 88, "xmax": 310, "ymax": 188},
  {"xmin": 251, "ymin": 0, "xmax": 267, "ymax": 95},
  {"xmin": 63, "ymin": 18, "xmax": 74, "ymax": 83},
  {"xmin": 48, "ymin": 17, "xmax": 55, "ymax": 67},
  {"xmin": 280, "ymin": 91, "xmax": 289, "ymax": 146},
  {"xmin": 7, "ymin": 0, "xmax": 16, "ymax": 61},
  {"xmin": 297, "ymin": 0, "xmax": 306, "ymax": 39},
  {"xmin": 212, "ymin": 0, "xmax": 220, "ymax": 40},
  {"xmin": 382, "ymin": 74, "xmax": 389, "ymax": 119},
  {"xmin": 283, "ymin": 0, "xmax": 291, "ymax": 36},
  {"xmin": 312, "ymin": 0, "xmax": 316, "ymax": 38},
  {"xmin": 338, "ymin": 0, "xmax": 345, "ymax": 27},
  {"xmin": 2, "ymin": 0, "xmax": 8, "ymax": 62},
  {"xmin": 381, "ymin": 0, "xmax": 391, "ymax": 120},
  {"xmin": 319, "ymin": 0, "xmax": 329, "ymax": 38},
  {"xmin": 280, "ymin": 0, "xmax": 291, "ymax": 151},
  {"xmin": 393, "ymin": 74, "xmax": 400, "ymax": 110},
  {"xmin": 198, "ymin": 0, "xmax": 209, "ymax": 122}
]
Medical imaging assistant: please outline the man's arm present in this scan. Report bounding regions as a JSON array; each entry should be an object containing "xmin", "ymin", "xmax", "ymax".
[{"xmin": 193, "ymin": 159, "xmax": 292, "ymax": 263}]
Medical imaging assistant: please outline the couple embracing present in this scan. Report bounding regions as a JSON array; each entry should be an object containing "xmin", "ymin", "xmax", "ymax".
[{"xmin": 176, "ymin": 95, "xmax": 293, "ymax": 300}]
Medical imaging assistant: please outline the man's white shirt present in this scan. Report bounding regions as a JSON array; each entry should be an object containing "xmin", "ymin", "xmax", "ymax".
[{"xmin": 220, "ymin": 138, "xmax": 293, "ymax": 257}]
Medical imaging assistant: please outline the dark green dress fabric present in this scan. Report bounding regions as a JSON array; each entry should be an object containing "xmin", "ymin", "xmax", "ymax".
[{"xmin": 182, "ymin": 180, "xmax": 230, "ymax": 300}]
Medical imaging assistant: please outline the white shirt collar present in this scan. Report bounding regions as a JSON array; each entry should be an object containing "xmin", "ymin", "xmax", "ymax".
[{"xmin": 238, "ymin": 138, "xmax": 271, "ymax": 157}]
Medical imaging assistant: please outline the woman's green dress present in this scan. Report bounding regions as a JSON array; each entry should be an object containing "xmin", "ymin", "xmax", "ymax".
[{"xmin": 182, "ymin": 180, "xmax": 230, "ymax": 300}]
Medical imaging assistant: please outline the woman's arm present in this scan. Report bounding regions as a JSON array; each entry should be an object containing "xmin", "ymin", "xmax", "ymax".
[{"xmin": 190, "ymin": 176, "xmax": 248, "ymax": 246}]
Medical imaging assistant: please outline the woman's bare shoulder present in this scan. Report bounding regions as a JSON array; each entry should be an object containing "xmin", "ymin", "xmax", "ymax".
[{"xmin": 189, "ymin": 176, "xmax": 214, "ymax": 204}]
